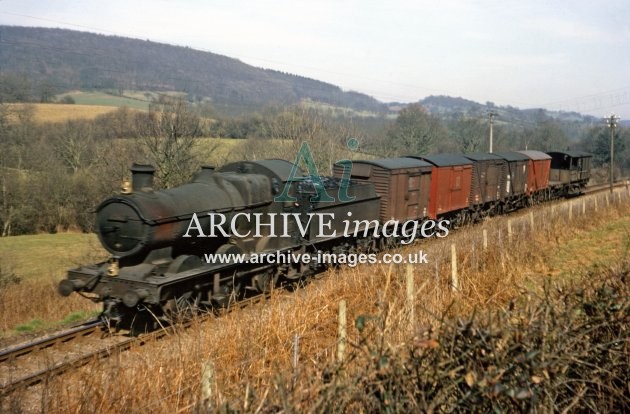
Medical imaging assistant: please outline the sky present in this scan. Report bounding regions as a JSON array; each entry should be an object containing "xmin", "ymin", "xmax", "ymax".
[{"xmin": 1, "ymin": 0, "xmax": 629, "ymax": 119}]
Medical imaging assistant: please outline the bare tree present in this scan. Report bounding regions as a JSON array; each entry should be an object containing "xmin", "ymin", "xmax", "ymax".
[
  {"xmin": 1, "ymin": 175, "xmax": 14, "ymax": 236},
  {"xmin": 384, "ymin": 103, "xmax": 446, "ymax": 156},
  {"xmin": 53, "ymin": 120, "xmax": 96, "ymax": 173},
  {"xmin": 243, "ymin": 105, "xmax": 360, "ymax": 174},
  {"xmin": 137, "ymin": 97, "xmax": 202, "ymax": 188},
  {"xmin": 448, "ymin": 116, "xmax": 486, "ymax": 153}
]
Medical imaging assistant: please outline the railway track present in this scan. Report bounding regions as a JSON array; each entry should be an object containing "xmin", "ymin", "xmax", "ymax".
[
  {"xmin": 0, "ymin": 319, "xmax": 122, "ymax": 396},
  {"xmin": 583, "ymin": 179, "xmax": 629, "ymax": 194},
  {"xmin": 0, "ymin": 294, "xmax": 267, "ymax": 396},
  {"xmin": 0, "ymin": 320, "xmax": 103, "ymax": 364}
]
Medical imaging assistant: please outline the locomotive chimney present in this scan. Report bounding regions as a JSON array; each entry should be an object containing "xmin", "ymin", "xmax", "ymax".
[{"xmin": 130, "ymin": 164, "xmax": 155, "ymax": 192}]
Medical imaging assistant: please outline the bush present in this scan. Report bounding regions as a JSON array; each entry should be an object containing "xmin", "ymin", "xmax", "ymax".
[
  {"xmin": 219, "ymin": 263, "xmax": 629, "ymax": 412},
  {"xmin": 0, "ymin": 262, "xmax": 21, "ymax": 289},
  {"xmin": 60, "ymin": 95, "xmax": 76, "ymax": 104}
]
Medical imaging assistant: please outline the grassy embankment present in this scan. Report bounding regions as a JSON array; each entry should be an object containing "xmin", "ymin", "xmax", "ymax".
[
  {"xmin": 2, "ymin": 188, "xmax": 626, "ymax": 412},
  {"xmin": 0, "ymin": 234, "xmax": 106, "ymax": 337}
]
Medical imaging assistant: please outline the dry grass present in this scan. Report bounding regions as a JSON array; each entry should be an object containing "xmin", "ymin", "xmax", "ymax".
[
  {"xmin": 195, "ymin": 137, "xmax": 370, "ymax": 171},
  {"xmin": 0, "ymin": 233, "xmax": 106, "ymax": 336},
  {"xmin": 6, "ymin": 103, "xmax": 121, "ymax": 123},
  {"xmin": 195, "ymin": 137, "xmax": 248, "ymax": 167},
  {"xmin": 2, "ymin": 189, "xmax": 626, "ymax": 412},
  {"xmin": 0, "ymin": 280, "xmax": 101, "ymax": 338}
]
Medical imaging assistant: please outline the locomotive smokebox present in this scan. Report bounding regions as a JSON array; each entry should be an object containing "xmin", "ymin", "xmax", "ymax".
[
  {"xmin": 95, "ymin": 161, "xmax": 279, "ymax": 265},
  {"xmin": 130, "ymin": 164, "xmax": 155, "ymax": 192}
]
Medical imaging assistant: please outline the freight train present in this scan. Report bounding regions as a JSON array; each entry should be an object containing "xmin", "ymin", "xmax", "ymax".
[{"xmin": 58, "ymin": 150, "xmax": 591, "ymax": 330}]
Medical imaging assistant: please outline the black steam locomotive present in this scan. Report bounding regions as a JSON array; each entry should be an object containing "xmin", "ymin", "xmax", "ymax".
[{"xmin": 59, "ymin": 159, "xmax": 380, "ymax": 327}]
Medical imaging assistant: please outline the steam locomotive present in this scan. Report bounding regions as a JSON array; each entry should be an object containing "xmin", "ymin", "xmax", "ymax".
[{"xmin": 58, "ymin": 150, "xmax": 591, "ymax": 329}]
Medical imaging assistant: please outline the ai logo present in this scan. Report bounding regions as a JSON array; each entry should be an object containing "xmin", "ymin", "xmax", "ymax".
[{"xmin": 274, "ymin": 140, "xmax": 358, "ymax": 203}]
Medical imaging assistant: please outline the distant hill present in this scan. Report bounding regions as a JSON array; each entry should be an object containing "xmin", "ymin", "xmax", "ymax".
[
  {"xmin": 0, "ymin": 26, "xmax": 613, "ymax": 130},
  {"xmin": 0, "ymin": 26, "xmax": 386, "ymax": 113},
  {"xmin": 417, "ymin": 95, "xmax": 600, "ymax": 125},
  {"xmin": 387, "ymin": 95, "xmax": 603, "ymax": 140}
]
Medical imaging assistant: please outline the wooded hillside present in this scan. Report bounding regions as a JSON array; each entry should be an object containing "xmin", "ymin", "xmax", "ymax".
[{"xmin": 0, "ymin": 26, "xmax": 386, "ymax": 113}]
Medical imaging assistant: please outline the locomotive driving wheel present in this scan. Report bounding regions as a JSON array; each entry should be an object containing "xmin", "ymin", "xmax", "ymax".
[
  {"xmin": 162, "ymin": 291, "xmax": 202, "ymax": 323},
  {"xmin": 251, "ymin": 268, "xmax": 278, "ymax": 293}
]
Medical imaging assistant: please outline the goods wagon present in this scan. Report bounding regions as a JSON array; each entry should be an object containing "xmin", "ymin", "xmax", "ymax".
[
  {"xmin": 333, "ymin": 157, "xmax": 432, "ymax": 222},
  {"xmin": 406, "ymin": 154, "xmax": 472, "ymax": 222},
  {"xmin": 518, "ymin": 150, "xmax": 551, "ymax": 199},
  {"xmin": 494, "ymin": 151, "xmax": 529, "ymax": 210},
  {"xmin": 463, "ymin": 153, "xmax": 508, "ymax": 209}
]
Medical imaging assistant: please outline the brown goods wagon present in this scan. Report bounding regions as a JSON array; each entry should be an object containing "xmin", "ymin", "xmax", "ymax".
[
  {"xmin": 494, "ymin": 152, "xmax": 529, "ymax": 197},
  {"xmin": 406, "ymin": 154, "xmax": 472, "ymax": 219},
  {"xmin": 462, "ymin": 153, "xmax": 508, "ymax": 205},
  {"xmin": 333, "ymin": 157, "xmax": 432, "ymax": 222},
  {"xmin": 517, "ymin": 150, "xmax": 551, "ymax": 194}
]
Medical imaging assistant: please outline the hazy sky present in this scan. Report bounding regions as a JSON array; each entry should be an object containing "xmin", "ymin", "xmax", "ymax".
[{"xmin": 1, "ymin": 0, "xmax": 629, "ymax": 118}]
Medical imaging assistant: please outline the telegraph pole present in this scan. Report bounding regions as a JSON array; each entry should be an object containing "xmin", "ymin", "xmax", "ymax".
[
  {"xmin": 488, "ymin": 111, "xmax": 497, "ymax": 153},
  {"xmin": 606, "ymin": 114, "xmax": 620, "ymax": 193}
]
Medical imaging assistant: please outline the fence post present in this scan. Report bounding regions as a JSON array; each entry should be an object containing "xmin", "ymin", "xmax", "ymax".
[
  {"xmin": 434, "ymin": 260, "xmax": 439, "ymax": 282},
  {"xmin": 472, "ymin": 240, "xmax": 476, "ymax": 270},
  {"xmin": 337, "ymin": 300, "xmax": 347, "ymax": 363},
  {"xmin": 406, "ymin": 264, "xmax": 415, "ymax": 332},
  {"xmin": 582, "ymin": 199, "xmax": 586, "ymax": 215},
  {"xmin": 507, "ymin": 219, "xmax": 513, "ymax": 243},
  {"xmin": 606, "ymin": 193, "xmax": 610, "ymax": 207},
  {"xmin": 294, "ymin": 334, "xmax": 299, "ymax": 372},
  {"xmin": 594, "ymin": 195, "xmax": 598, "ymax": 212},
  {"xmin": 482, "ymin": 229, "xmax": 488, "ymax": 251},
  {"xmin": 201, "ymin": 361, "xmax": 215, "ymax": 410},
  {"xmin": 529, "ymin": 211, "xmax": 534, "ymax": 231},
  {"xmin": 451, "ymin": 244, "xmax": 458, "ymax": 292},
  {"xmin": 569, "ymin": 201, "xmax": 573, "ymax": 220}
]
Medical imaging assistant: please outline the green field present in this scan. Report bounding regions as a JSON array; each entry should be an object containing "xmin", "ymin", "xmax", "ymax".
[
  {"xmin": 0, "ymin": 233, "xmax": 106, "ymax": 281},
  {"xmin": 58, "ymin": 90, "xmax": 151, "ymax": 110},
  {"xmin": 550, "ymin": 213, "xmax": 630, "ymax": 275}
]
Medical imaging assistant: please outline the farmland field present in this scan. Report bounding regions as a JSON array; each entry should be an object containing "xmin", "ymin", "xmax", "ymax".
[
  {"xmin": 0, "ymin": 233, "xmax": 106, "ymax": 281},
  {"xmin": 7, "ymin": 103, "xmax": 121, "ymax": 123},
  {"xmin": 57, "ymin": 90, "xmax": 151, "ymax": 110}
]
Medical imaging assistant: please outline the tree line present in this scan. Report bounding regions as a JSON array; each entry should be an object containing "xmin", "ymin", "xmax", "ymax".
[{"xmin": 0, "ymin": 99, "xmax": 627, "ymax": 236}]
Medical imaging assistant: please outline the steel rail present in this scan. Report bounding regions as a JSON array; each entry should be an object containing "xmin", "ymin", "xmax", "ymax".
[
  {"xmin": 0, "ymin": 294, "xmax": 268, "ymax": 395},
  {"xmin": 0, "ymin": 320, "xmax": 103, "ymax": 364}
]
